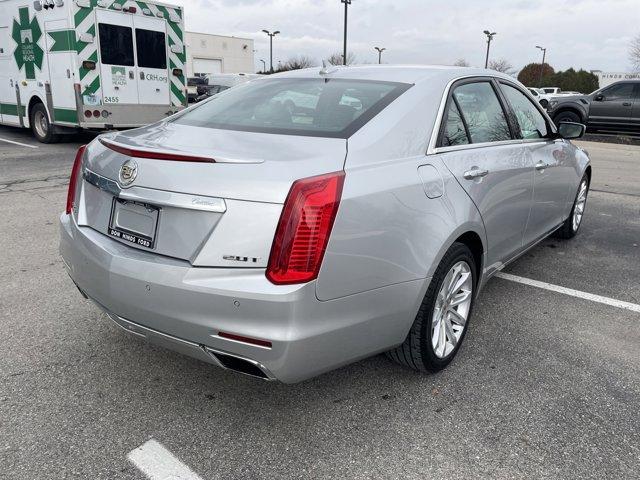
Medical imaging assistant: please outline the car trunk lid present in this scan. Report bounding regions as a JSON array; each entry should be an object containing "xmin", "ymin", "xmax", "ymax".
[{"xmin": 77, "ymin": 122, "xmax": 347, "ymax": 267}]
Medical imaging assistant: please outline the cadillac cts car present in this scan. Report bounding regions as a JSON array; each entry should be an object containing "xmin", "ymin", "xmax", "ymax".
[{"xmin": 60, "ymin": 66, "xmax": 591, "ymax": 383}]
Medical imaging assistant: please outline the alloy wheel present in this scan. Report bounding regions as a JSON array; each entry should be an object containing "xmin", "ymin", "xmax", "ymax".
[
  {"xmin": 572, "ymin": 179, "xmax": 588, "ymax": 232},
  {"xmin": 431, "ymin": 261, "xmax": 473, "ymax": 359}
]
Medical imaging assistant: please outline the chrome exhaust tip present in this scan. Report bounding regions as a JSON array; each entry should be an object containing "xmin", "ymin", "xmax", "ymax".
[{"xmin": 204, "ymin": 348, "xmax": 273, "ymax": 381}]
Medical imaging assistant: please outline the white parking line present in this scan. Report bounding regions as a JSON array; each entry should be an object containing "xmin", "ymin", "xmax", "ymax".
[
  {"xmin": 128, "ymin": 439, "xmax": 204, "ymax": 480},
  {"xmin": 0, "ymin": 137, "xmax": 38, "ymax": 148},
  {"xmin": 495, "ymin": 272, "xmax": 640, "ymax": 314}
]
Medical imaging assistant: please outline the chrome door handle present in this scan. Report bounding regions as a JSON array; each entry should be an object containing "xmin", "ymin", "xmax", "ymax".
[
  {"xmin": 463, "ymin": 167, "xmax": 489, "ymax": 180},
  {"xmin": 535, "ymin": 161, "xmax": 549, "ymax": 171},
  {"xmin": 622, "ymin": 102, "xmax": 632, "ymax": 107}
]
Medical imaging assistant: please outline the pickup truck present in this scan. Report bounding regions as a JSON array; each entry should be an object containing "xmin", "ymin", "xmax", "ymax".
[{"xmin": 546, "ymin": 81, "xmax": 640, "ymax": 133}]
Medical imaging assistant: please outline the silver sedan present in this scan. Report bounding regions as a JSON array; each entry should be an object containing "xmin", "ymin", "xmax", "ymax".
[{"xmin": 60, "ymin": 66, "xmax": 590, "ymax": 383}]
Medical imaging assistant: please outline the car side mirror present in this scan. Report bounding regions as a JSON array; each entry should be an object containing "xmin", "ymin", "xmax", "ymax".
[
  {"xmin": 558, "ymin": 121, "xmax": 585, "ymax": 140},
  {"xmin": 594, "ymin": 94, "xmax": 604, "ymax": 101}
]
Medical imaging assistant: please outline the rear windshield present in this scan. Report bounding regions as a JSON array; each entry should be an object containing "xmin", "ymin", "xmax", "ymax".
[{"xmin": 172, "ymin": 78, "xmax": 411, "ymax": 138}]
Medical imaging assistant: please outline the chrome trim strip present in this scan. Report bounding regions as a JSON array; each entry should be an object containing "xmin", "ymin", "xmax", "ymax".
[
  {"xmin": 432, "ymin": 139, "xmax": 524, "ymax": 154},
  {"xmin": 119, "ymin": 187, "xmax": 227, "ymax": 213},
  {"xmin": 83, "ymin": 168, "xmax": 227, "ymax": 213}
]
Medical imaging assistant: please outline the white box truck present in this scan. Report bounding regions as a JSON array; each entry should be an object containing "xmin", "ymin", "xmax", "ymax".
[{"xmin": 0, "ymin": 0, "xmax": 186, "ymax": 142}]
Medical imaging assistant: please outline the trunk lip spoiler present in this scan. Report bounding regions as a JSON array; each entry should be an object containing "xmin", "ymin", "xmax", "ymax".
[{"xmin": 99, "ymin": 137, "xmax": 264, "ymax": 164}]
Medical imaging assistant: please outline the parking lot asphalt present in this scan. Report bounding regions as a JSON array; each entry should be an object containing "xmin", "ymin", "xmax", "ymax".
[{"xmin": 1, "ymin": 125, "xmax": 639, "ymax": 479}]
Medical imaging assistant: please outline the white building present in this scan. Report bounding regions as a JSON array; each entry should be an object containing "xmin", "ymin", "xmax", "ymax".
[
  {"xmin": 185, "ymin": 31, "xmax": 255, "ymax": 77},
  {"xmin": 592, "ymin": 71, "xmax": 640, "ymax": 88}
]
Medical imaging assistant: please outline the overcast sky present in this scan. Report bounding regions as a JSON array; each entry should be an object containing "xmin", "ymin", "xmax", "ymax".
[{"xmin": 171, "ymin": 0, "xmax": 639, "ymax": 73}]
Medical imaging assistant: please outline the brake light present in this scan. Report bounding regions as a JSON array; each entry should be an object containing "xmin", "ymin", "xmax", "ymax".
[
  {"xmin": 66, "ymin": 145, "xmax": 86, "ymax": 214},
  {"xmin": 266, "ymin": 171, "xmax": 344, "ymax": 285},
  {"xmin": 99, "ymin": 138, "xmax": 215, "ymax": 163}
]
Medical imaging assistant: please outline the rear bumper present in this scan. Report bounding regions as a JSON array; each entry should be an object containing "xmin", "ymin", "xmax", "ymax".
[{"xmin": 59, "ymin": 213, "xmax": 426, "ymax": 383}]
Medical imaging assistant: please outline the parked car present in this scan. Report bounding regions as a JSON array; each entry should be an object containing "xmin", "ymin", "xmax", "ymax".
[
  {"xmin": 195, "ymin": 85, "xmax": 231, "ymax": 102},
  {"xmin": 195, "ymin": 73, "xmax": 261, "ymax": 101},
  {"xmin": 542, "ymin": 87, "xmax": 562, "ymax": 95},
  {"xmin": 60, "ymin": 66, "xmax": 590, "ymax": 383},
  {"xmin": 187, "ymin": 77, "xmax": 208, "ymax": 104},
  {"xmin": 546, "ymin": 80, "xmax": 640, "ymax": 132},
  {"xmin": 527, "ymin": 87, "xmax": 554, "ymax": 108}
]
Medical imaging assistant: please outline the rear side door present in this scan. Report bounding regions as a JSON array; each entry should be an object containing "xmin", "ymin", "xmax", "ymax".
[
  {"xmin": 96, "ymin": 10, "xmax": 137, "ymax": 105},
  {"xmin": 133, "ymin": 15, "xmax": 170, "ymax": 105},
  {"xmin": 589, "ymin": 82, "xmax": 634, "ymax": 126},
  {"xmin": 436, "ymin": 79, "xmax": 534, "ymax": 271},
  {"xmin": 498, "ymin": 81, "xmax": 570, "ymax": 243},
  {"xmin": 0, "ymin": 24, "xmax": 16, "ymax": 125},
  {"xmin": 44, "ymin": 19, "xmax": 77, "ymax": 123}
]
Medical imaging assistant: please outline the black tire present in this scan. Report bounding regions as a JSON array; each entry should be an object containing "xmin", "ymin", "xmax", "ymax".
[
  {"xmin": 555, "ymin": 173, "xmax": 589, "ymax": 239},
  {"xmin": 29, "ymin": 102, "xmax": 59, "ymax": 144},
  {"xmin": 553, "ymin": 110, "xmax": 581, "ymax": 127},
  {"xmin": 387, "ymin": 242, "xmax": 477, "ymax": 372}
]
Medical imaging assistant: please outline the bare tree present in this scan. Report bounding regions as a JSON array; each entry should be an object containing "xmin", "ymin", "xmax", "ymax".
[
  {"xmin": 630, "ymin": 33, "xmax": 640, "ymax": 72},
  {"xmin": 279, "ymin": 55, "xmax": 317, "ymax": 71},
  {"xmin": 488, "ymin": 58, "xmax": 515, "ymax": 75},
  {"xmin": 326, "ymin": 51, "xmax": 357, "ymax": 66},
  {"xmin": 453, "ymin": 59, "xmax": 470, "ymax": 67}
]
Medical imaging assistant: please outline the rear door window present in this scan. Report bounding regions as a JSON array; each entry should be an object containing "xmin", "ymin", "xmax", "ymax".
[
  {"xmin": 98, "ymin": 23, "xmax": 134, "ymax": 66},
  {"xmin": 442, "ymin": 101, "xmax": 470, "ymax": 146},
  {"xmin": 451, "ymin": 82, "xmax": 512, "ymax": 143},
  {"xmin": 601, "ymin": 83, "xmax": 634, "ymax": 100},
  {"xmin": 135, "ymin": 29, "xmax": 167, "ymax": 69},
  {"xmin": 501, "ymin": 84, "xmax": 549, "ymax": 139}
]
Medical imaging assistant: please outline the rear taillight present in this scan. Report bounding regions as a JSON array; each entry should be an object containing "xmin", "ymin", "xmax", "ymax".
[
  {"xmin": 266, "ymin": 171, "xmax": 345, "ymax": 285},
  {"xmin": 66, "ymin": 145, "xmax": 86, "ymax": 214}
]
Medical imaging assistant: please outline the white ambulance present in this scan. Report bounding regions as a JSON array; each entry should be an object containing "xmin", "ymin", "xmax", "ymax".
[{"xmin": 0, "ymin": 0, "xmax": 186, "ymax": 142}]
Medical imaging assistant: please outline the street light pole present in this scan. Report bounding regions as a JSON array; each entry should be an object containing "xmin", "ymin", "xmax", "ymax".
[
  {"xmin": 536, "ymin": 45, "xmax": 547, "ymax": 87},
  {"xmin": 341, "ymin": 0, "xmax": 352, "ymax": 65},
  {"xmin": 374, "ymin": 46, "xmax": 386, "ymax": 64},
  {"xmin": 259, "ymin": 59, "xmax": 266, "ymax": 73},
  {"xmin": 261, "ymin": 29, "xmax": 280, "ymax": 73},
  {"xmin": 483, "ymin": 30, "xmax": 496, "ymax": 69}
]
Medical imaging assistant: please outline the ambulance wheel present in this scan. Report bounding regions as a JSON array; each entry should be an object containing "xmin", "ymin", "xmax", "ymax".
[{"xmin": 30, "ymin": 103, "xmax": 59, "ymax": 144}]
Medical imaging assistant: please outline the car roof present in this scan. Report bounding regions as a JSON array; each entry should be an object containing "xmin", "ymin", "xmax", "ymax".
[{"xmin": 269, "ymin": 64, "xmax": 518, "ymax": 86}]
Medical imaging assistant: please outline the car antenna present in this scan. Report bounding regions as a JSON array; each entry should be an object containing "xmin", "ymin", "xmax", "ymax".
[{"xmin": 319, "ymin": 61, "xmax": 338, "ymax": 76}]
